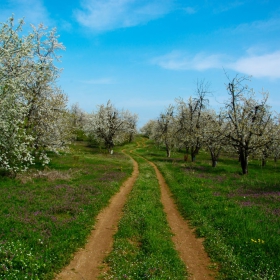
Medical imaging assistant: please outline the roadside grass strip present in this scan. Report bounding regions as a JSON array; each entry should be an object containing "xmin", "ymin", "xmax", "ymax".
[
  {"xmin": 101, "ymin": 153, "xmax": 187, "ymax": 280},
  {"xmin": 136, "ymin": 139, "xmax": 280, "ymax": 279},
  {"xmin": 0, "ymin": 142, "xmax": 133, "ymax": 280}
]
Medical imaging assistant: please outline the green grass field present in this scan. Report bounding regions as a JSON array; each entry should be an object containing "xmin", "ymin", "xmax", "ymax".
[
  {"xmin": 1, "ymin": 137, "xmax": 280, "ymax": 279},
  {"xmin": 0, "ymin": 142, "xmax": 133, "ymax": 280},
  {"xmin": 135, "ymin": 137, "xmax": 280, "ymax": 279}
]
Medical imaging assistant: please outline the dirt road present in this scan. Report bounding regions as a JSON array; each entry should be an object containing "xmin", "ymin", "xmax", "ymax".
[
  {"xmin": 149, "ymin": 160, "xmax": 215, "ymax": 280},
  {"xmin": 55, "ymin": 151, "xmax": 215, "ymax": 279},
  {"xmin": 54, "ymin": 155, "xmax": 139, "ymax": 280}
]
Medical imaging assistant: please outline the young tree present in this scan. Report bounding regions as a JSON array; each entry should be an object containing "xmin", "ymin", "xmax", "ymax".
[{"xmin": 222, "ymin": 74, "xmax": 275, "ymax": 174}]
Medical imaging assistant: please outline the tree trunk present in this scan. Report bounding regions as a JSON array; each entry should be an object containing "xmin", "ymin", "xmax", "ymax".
[
  {"xmin": 262, "ymin": 158, "xmax": 266, "ymax": 167},
  {"xmin": 239, "ymin": 150, "xmax": 248, "ymax": 174},
  {"xmin": 191, "ymin": 146, "xmax": 200, "ymax": 162},
  {"xmin": 211, "ymin": 154, "xmax": 217, "ymax": 167},
  {"xmin": 191, "ymin": 154, "xmax": 196, "ymax": 162},
  {"xmin": 166, "ymin": 149, "xmax": 171, "ymax": 158}
]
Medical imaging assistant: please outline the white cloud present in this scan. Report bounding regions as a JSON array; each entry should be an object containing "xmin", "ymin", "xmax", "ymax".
[
  {"xmin": 152, "ymin": 50, "xmax": 280, "ymax": 79},
  {"xmin": 152, "ymin": 51, "xmax": 227, "ymax": 71},
  {"xmin": 0, "ymin": 0, "xmax": 51, "ymax": 26},
  {"xmin": 74, "ymin": 0, "xmax": 174, "ymax": 32},
  {"xmin": 229, "ymin": 51, "xmax": 280, "ymax": 79}
]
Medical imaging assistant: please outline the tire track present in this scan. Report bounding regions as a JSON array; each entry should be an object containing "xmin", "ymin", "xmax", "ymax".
[
  {"xmin": 54, "ymin": 153, "xmax": 139, "ymax": 280},
  {"xmin": 146, "ymin": 158, "xmax": 215, "ymax": 280}
]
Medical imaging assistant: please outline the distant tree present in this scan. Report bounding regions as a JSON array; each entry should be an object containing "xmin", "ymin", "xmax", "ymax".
[
  {"xmin": 84, "ymin": 101, "xmax": 138, "ymax": 153},
  {"xmin": 140, "ymin": 120, "xmax": 157, "ymax": 138},
  {"xmin": 201, "ymin": 110, "xmax": 227, "ymax": 167},
  {"xmin": 70, "ymin": 103, "xmax": 87, "ymax": 140},
  {"xmin": 222, "ymin": 74, "xmax": 275, "ymax": 174},
  {"xmin": 123, "ymin": 110, "xmax": 138, "ymax": 143},
  {"xmin": 257, "ymin": 117, "xmax": 280, "ymax": 166},
  {"xmin": 175, "ymin": 80, "xmax": 210, "ymax": 162},
  {"xmin": 150, "ymin": 105, "xmax": 177, "ymax": 157}
]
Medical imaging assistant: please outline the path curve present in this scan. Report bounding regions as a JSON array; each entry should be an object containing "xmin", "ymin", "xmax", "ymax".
[
  {"xmin": 148, "ymin": 160, "xmax": 215, "ymax": 280},
  {"xmin": 54, "ymin": 153, "xmax": 139, "ymax": 280}
]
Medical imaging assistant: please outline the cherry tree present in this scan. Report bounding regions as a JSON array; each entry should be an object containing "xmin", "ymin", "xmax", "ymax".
[
  {"xmin": 150, "ymin": 105, "xmax": 177, "ymax": 157},
  {"xmin": 175, "ymin": 80, "xmax": 210, "ymax": 162},
  {"xmin": 122, "ymin": 110, "xmax": 138, "ymax": 143},
  {"xmin": 84, "ymin": 101, "xmax": 138, "ymax": 153},
  {"xmin": 222, "ymin": 74, "xmax": 275, "ymax": 174},
  {"xmin": 70, "ymin": 103, "xmax": 88, "ymax": 140},
  {"xmin": 23, "ymin": 23, "xmax": 69, "ymax": 160},
  {"xmin": 257, "ymin": 117, "xmax": 280, "ymax": 166},
  {"xmin": 140, "ymin": 119, "xmax": 157, "ymax": 138},
  {"xmin": 202, "ymin": 110, "xmax": 227, "ymax": 167},
  {"xmin": 0, "ymin": 16, "xmax": 69, "ymax": 174},
  {"xmin": 0, "ymin": 17, "xmax": 33, "ymax": 174}
]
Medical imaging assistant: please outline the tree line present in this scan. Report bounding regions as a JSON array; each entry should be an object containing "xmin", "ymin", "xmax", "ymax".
[
  {"xmin": 2, "ymin": 16, "xmax": 278, "ymax": 176},
  {"xmin": 140, "ymin": 77, "xmax": 280, "ymax": 175}
]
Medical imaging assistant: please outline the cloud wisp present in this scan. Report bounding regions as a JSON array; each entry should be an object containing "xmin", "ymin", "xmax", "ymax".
[
  {"xmin": 152, "ymin": 51, "xmax": 228, "ymax": 71},
  {"xmin": 152, "ymin": 50, "xmax": 280, "ymax": 79},
  {"xmin": 74, "ymin": 0, "xmax": 174, "ymax": 32}
]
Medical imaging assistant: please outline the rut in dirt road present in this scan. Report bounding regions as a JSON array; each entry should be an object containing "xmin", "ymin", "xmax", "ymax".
[
  {"xmin": 54, "ymin": 154, "xmax": 139, "ymax": 280},
  {"xmin": 148, "ymin": 160, "xmax": 215, "ymax": 280}
]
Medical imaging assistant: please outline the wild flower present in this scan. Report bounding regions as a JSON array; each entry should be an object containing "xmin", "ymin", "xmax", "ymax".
[{"xmin": 251, "ymin": 238, "xmax": 265, "ymax": 244}]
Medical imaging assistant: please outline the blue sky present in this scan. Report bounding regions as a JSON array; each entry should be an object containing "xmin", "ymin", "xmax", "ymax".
[{"xmin": 1, "ymin": 0, "xmax": 280, "ymax": 127}]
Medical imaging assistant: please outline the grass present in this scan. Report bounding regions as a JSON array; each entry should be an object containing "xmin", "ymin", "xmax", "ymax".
[
  {"xmin": 0, "ymin": 142, "xmax": 133, "ymax": 280},
  {"xmin": 101, "ymin": 151, "xmax": 187, "ymax": 280},
  {"xmin": 135, "ymin": 137, "xmax": 280, "ymax": 279},
  {"xmin": 1, "ymin": 136, "xmax": 280, "ymax": 279}
]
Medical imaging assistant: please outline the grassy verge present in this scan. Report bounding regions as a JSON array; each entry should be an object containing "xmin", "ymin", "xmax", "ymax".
[
  {"xmin": 0, "ymin": 142, "xmax": 133, "ymax": 280},
  {"xmin": 135, "ymin": 137, "xmax": 280, "ymax": 279},
  {"xmin": 101, "ymin": 152, "xmax": 187, "ymax": 280}
]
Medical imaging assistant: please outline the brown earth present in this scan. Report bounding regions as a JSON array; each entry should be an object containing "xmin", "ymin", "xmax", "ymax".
[
  {"xmin": 54, "ymin": 154, "xmax": 139, "ymax": 280},
  {"xmin": 148, "ymin": 160, "xmax": 216, "ymax": 280}
]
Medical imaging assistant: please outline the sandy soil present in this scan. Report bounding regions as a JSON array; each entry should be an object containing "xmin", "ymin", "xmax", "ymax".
[
  {"xmin": 149, "ymin": 160, "xmax": 216, "ymax": 280},
  {"xmin": 54, "ymin": 154, "xmax": 139, "ymax": 280}
]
